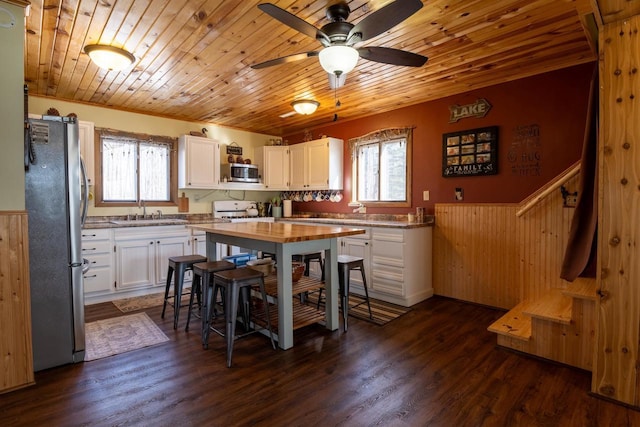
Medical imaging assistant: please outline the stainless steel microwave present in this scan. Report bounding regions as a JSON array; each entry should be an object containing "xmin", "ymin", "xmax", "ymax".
[{"xmin": 223, "ymin": 163, "xmax": 260, "ymax": 183}]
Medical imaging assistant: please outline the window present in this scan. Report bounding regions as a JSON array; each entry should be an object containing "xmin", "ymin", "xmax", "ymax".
[
  {"xmin": 350, "ymin": 128, "xmax": 412, "ymax": 207},
  {"xmin": 95, "ymin": 129, "xmax": 177, "ymax": 207}
]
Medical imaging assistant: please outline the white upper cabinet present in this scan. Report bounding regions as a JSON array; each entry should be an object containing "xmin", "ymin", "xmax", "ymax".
[
  {"xmin": 178, "ymin": 135, "xmax": 220, "ymax": 189},
  {"xmin": 288, "ymin": 137, "xmax": 343, "ymax": 190},
  {"xmin": 255, "ymin": 146, "xmax": 290, "ymax": 190},
  {"xmin": 78, "ymin": 121, "xmax": 95, "ymax": 185}
]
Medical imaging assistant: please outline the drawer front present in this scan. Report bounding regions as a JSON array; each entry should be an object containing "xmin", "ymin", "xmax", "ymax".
[
  {"xmin": 83, "ymin": 266, "xmax": 112, "ymax": 293},
  {"xmin": 371, "ymin": 265, "xmax": 404, "ymax": 296},
  {"xmin": 85, "ymin": 252, "xmax": 112, "ymax": 269},
  {"xmin": 81, "ymin": 229, "xmax": 110, "ymax": 240},
  {"xmin": 81, "ymin": 240, "xmax": 112, "ymax": 255},
  {"xmin": 372, "ymin": 227, "xmax": 404, "ymax": 243},
  {"xmin": 372, "ymin": 241, "xmax": 404, "ymax": 264}
]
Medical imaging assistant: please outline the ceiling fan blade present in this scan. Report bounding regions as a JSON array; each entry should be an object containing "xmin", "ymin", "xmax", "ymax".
[
  {"xmin": 358, "ymin": 46, "xmax": 427, "ymax": 67},
  {"xmin": 251, "ymin": 51, "xmax": 319, "ymax": 69},
  {"xmin": 258, "ymin": 3, "xmax": 330, "ymax": 44},
  {"xmin": 328, "ymin": 72, "xmax": 346, "ymax": 89},
  {"xmin": 347, "ymin": 0, "xmax": 423, "ymax": 44}
]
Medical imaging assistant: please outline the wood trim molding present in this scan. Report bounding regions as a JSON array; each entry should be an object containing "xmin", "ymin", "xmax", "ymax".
[{"xmin": 0, "ymin": 0, "xmax": 30, "ymax": 7}]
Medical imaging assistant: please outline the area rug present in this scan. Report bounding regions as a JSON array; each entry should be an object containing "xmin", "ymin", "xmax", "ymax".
[
  {"xmin": 85, "ymin": 312, "xmax": 170, "ymax": 361},
  {"xmin": 307, "ymin": 293, "xmax": 410, "ymax": 326},
  {"xmin": 112, "ymin": 291, "xmax": 191, "ymax": 313}
]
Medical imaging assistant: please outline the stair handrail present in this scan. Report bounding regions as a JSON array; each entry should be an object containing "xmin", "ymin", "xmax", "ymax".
[{"xmin": 516, "ymin": 161, "xmax": 581, "ymax": 217}]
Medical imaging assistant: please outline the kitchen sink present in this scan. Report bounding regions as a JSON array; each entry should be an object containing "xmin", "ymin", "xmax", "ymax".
[{"xmin": 109, "ymin": 218, "xmax": 188, "ymax": 226}]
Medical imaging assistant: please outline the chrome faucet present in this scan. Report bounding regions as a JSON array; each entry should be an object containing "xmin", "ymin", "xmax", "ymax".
[
  {"xmin": 138, "ymin": 200, "xmax": 146, "ymax": 219},
  {"xmin": 352, "ymin": 203, "xmax": 366, "ymax": 214}
]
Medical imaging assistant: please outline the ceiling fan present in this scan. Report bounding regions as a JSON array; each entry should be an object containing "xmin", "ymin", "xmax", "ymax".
[{"xmin": 251, "ymin": 0, "xmax": 428, "ymax": 86}]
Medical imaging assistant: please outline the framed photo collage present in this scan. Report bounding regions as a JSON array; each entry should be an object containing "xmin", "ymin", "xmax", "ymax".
[{"xmin": 442, "ymin": 126, "xmax": 498, "ymax": 177}]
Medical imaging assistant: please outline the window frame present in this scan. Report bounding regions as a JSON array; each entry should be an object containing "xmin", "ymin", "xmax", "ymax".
[
  {"xmin": 94, "ymin": 128, "xmax": 178, "ymax": 207},
  {"xmin": 350, "ymin": 127, "xmax": 413, "ymax": 208}
]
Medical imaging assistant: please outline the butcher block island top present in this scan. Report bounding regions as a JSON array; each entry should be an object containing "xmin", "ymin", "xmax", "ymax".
[{"xmin": 189, "ymin": 221, "xmax": 366, "ymax": 242}]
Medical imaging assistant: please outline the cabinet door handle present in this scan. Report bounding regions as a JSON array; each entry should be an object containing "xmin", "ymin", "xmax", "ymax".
[
  {"xmin": 82, "ymin": 248, "xmax": 96, "ymax": 251},
  {"xmin": 83, "ymin": 274, "xmax": 97, "ymax": 279},
  {"xmin": 157, "ymin": 241, "xmax": 160, "ymax": 244},
  {"xmin": 365, "ymin": 242, "xmax": 369, "ymax": 245}
]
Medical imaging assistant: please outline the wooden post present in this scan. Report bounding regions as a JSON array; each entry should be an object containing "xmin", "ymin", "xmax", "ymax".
[{"xmin": 592, "ymin": 15, "xmax": 640, "ymax": 405}]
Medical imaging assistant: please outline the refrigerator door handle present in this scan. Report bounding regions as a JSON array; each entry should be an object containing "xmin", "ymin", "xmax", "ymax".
[{"xmin": 80, "ymin": 158, "xmax": 89, "ymax": 227}]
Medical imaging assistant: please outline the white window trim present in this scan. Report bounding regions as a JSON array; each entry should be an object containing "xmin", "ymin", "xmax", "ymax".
[{"xmin": 349, "ymin": 127, "xmax": 413, "ymax": 207}]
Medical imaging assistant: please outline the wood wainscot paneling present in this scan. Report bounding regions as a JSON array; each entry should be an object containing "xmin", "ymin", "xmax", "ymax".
[
  {"xmin": 434, "ymin": 172, "xmax": 586, "ymax": 309},
  {"xmin": 0, "ymin": 211, "xmax": 34, "ymax": 393},
  {"xmin": 436, "ymin": 170, "xmax": 598, "ymax": 371},
  {"xmin": 433, "ymin": 203, "xmax": 520, "ymax": 309}
]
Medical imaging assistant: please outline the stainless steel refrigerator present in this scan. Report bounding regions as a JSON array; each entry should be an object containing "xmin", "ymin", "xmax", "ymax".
[{"xmin": 25, "ymin": 116, "xmax": 89, "ymax": 371}]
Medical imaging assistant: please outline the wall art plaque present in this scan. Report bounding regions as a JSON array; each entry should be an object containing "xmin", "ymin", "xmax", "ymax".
[{"xmin": 442, "ymin": 126, "xmax": 498, "ymax": 177}]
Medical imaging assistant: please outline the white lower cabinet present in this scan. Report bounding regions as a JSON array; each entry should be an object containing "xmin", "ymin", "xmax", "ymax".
[
  {"xmin": 191, "ymin": 229, "xmax": 207, "ymax": 257},
  {"xmin": 336, "ymin": 225, "xmax": 432, "ymax": 307},
  {"xmin": 114, "ymin": 226, "xmax": 190, "ymax": 292},
  {"xmin": 370, "ymin": 226, "xmax": 433, "ymax": 306},
  {"xmin": 81, "ymin": 229, "xmax": 113, "ymax": 297}
]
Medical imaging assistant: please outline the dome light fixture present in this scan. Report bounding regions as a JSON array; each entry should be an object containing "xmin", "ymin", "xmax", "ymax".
[
  {"xmin": 291, "ymin": 99, "xmax": 320, "ymax": 115},
  {"xmin": 319, "ymin": 45, "xmax": 359, "ymax": 76},
  {"xmin": 84, "ymin": 44, "xmax": 135, "ymax": 71}
]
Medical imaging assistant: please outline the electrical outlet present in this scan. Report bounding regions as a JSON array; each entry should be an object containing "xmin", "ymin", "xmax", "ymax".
[
  {"xmin": 455, "ymin": 188, "xmax": 463, "ymax": 201},
  {"xmin": 423, "ymin": 190, "xmax": 430, "ymax": 201},
  {"xmin": 564, "ymin": 194, "xmax": 578, "ymax": 207}
]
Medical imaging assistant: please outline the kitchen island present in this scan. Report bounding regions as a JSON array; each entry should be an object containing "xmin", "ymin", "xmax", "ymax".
[{"xmin": 189, "ymin": 221, "xmax": 365, "ymax": 349}]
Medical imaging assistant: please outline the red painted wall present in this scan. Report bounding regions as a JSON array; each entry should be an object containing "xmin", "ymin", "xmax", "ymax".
[{"xmin": 284, "ymin": 63, "xmax": 595, "ymax": 215}]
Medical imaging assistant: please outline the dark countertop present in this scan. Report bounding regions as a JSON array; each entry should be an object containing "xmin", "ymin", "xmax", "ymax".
[
  {"xmin": 83, "ymin": 213, "xmax": 435, "ymax": 230},
  {"xmin": 83, "ymin": 214, "xmax": 228, "ymax": 229},
  {"xmin": 276, "ymin": 215, "xmax": 434, "ymax": 229}
]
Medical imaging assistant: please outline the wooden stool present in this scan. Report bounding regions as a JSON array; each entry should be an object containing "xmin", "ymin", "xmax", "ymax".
[
  {"xmin": 185, "ymin": 260, "xmax": 236, "ymax": 332},
  {"xmin": 161, "ymin": 254, "xmax": 207, "ymax": 329},
  {"xmin": 205, "ymin": 268, "xmax": 276, "ymax": 367}
]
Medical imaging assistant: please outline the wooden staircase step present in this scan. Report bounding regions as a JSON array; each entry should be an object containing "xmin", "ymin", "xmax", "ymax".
[
  {"xmin": 522, "ymin": 289, "xmax": 572, "ymax": 324},
  {"xmin": 487, "ymin": 301, "xmax": 532, "ymax": 341},
  {"xmin": 561, "ymin": 278, "xmax": 598, "ymax": 301}
]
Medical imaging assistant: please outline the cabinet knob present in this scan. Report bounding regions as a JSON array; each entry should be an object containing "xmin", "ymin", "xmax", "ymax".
[{"xmin": 150, "ymin": 241, "xmax": 154, "ymax": 245}]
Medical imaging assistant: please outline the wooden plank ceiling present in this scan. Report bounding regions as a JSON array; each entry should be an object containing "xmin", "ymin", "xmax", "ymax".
[{"xmin": 24, "ymin": 0, "xmax": 598, "ymax": 136}]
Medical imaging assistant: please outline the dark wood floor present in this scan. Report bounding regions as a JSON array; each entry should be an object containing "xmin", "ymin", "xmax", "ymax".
[{"xmin": 2, "ymin": 296, "xmax": 639, "ymax": 426}]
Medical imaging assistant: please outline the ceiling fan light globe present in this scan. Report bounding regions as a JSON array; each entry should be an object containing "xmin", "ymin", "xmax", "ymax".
[
  {"xmin": 291, "ymin": 99, "xmax": 320, "ymax": 115},
  {"xmin": 84, "ymin": 44, "xmax": 135, "ymax": 71},
  {"xmin": 319, "ymin": 46, "xmax": 359, "ymax": 75}
]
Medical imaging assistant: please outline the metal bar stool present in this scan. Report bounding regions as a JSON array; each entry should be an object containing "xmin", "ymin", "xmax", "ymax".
[
  {"xmin": 316, "ymin": 254, "xmax": 373, "ymax": 331},
  {"xmin": 206, "ymin": 267, "xmax": 276, "ymax": 367},
  {"xmin": 292, "ymin": 251, "xmax": 324, "ymax": 281},
  {"xmin": 185, "ymin": 260, "xmax": 236, "ymax": 332},
  {"xmin": 161, "ymin": 254, "xmax": 207, "ymax": 329}
]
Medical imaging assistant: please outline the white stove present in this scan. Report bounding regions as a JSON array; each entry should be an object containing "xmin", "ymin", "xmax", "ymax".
[
  {"xmin": 213, "ymin": 200, "xmax": 274, "ymax": 223},
  {"xmin": 212, "ymin": 200, "xmax": 273, "ymax": 259}
]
